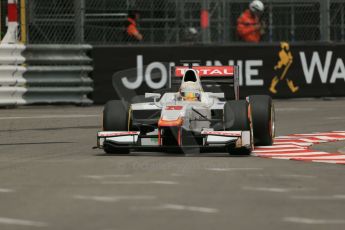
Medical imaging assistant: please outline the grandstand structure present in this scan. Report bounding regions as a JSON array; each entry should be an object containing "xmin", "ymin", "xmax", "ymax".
[{"xmin": 1, "ymin": 0, "xmax": 344, "ymax": 44}]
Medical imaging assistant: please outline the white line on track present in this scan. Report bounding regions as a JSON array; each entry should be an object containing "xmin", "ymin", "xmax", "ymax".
[
  {"xmin": 171, "ymin": 173, "xmax": 183, "ymax": 177},
  {"xmin": 0, "ymin": 188, "xmax": 14, "ymax": 193},
  {"xmin": 279, "ymin": 174, "xmax": 316, "ymax": 179},
  {"xmin": 131, "ymin": 204, "xmax": 219, "ymax": 214},
  {"xmin": 253, "ymin": 149, "xmax": 316, "ymax": 153},
  {"xmin": 273, "ymin": 142, "xmax": 313, "ymax": 147},
  {"xmin": 327, "ymin": 116, "xmax": 345, "ymax": 120},
  {"xmin": 312, "ymin": 160, "xmax": 345, "ymax": 164},
  {"xmin": 0, "ymin": 217, "xmax": 48, "ymax": 227},
  {"xmin": 82, "ymin": 175, "xmax": 132, "ymax": 179},
  {"xmin": 276, "ymin": 108, "xmax": 315, "ymax": 112},
  {"xmin": 254, "ymin": 152, "xmax": 329, "ymax": 157},
  {"xmin": 255, "ymin": 145, "xmax": 306, "ymax": 149},
  {"xmin": 206, "ymin": 168, "xmax": 263, "ymax": 172},
  {"xmin": 101, "ymin": 180, "xmax": 178, "ymax": 185},
  {"xmin": 283, "ymin": 217, "xmax": 345, "ymax": 224},
  {"xmin": 158, "ymin": 204, "xmax": 219, "ymax": 213},
  {"xmin": 0, "ymin": 115, "xmax": 99, "ymax": 120},
  {"xmin": 74, "ymin": 195, "xmax": 156, "ymax": 202},
  {"xmin": 291, "ymin": 195, "xmax": 345, "ymax": 200},
  {"xmin": 242, "ymin": 186, "xmax": 311, "ymax": 193},
  {"xmin": 275, "ymin": 155, "xmax": 345, "ymax": 160}
]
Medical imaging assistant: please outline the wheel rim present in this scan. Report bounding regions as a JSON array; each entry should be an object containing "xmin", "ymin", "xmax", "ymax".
[
  {"xmin": 270, "ymin": 104, "xmax": 276, "ymax": 139},
  {"xmin": 249, "ymin": 106, "xmax": 254, "ymax": 150}
]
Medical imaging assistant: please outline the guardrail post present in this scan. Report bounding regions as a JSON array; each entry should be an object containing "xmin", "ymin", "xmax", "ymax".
[
  {"xmin": 1, "ymin": 0, "xmax": 18, "ymax": 44},
  {"xmin": 75, "ymin": 0, "xmax": 85, "ymax": 43},
  {"xmin": 320, "ymin": 0, "xmax": 330, "ymax": 41}
]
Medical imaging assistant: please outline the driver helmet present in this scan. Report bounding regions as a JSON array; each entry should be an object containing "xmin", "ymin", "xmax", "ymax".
[{"xmin": 180, "ymin": 82, "xmax": 201, "ymax": 101}]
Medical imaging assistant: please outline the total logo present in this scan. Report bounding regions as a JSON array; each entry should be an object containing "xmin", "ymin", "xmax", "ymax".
[
  {"xmin": 174, "ymin": 66, "xmax": 234, "ymax": 77},
  {"xmin": 121, "ymin": 55, "xmax": 264, "ymax": 89}
]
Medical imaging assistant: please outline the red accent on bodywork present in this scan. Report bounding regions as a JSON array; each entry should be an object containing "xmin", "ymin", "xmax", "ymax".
[
  {"xmin": 158, "ymin": 128, "xmax": 162, "ymax": 146},
  {"xmin": 165, "ymin": 105, "xmax": 183, "ymax": 111},
  {"xmin": 158, "ymin": 117, "xmax": 184, "ymax": 127},
  {"xmin": 178, "ymin": 127, "xmax": 182, "ymax": 146},
  {"xmin": 175, "ymin": 66, "xmax": 234, "ymax": 77}
]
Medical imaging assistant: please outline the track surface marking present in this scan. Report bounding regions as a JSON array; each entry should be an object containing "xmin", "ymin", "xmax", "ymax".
[{"xmin": 254, "ymin": 131, "xmax": 345, "ymax": 165}]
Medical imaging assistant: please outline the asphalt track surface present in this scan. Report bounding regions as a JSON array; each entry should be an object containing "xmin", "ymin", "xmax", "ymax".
[{"xmin": 0, "ymin": 99, "xmax": 344, "ymax": 230}]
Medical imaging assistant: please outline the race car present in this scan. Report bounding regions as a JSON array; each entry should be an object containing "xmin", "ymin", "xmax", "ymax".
[{"xmin": 97, "ymin": 65, "xmax": 275, "ymax": 155}]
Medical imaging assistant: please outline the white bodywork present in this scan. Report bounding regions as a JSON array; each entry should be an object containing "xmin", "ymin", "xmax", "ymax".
[{"xmin": 97, "ymin": 67, "xmax": 252, "ymax": 151}]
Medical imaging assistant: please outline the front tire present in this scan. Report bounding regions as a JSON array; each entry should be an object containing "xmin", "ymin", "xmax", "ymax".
[
  {"xmin": 248, "ymin": 95, "xmax": 275, "ymax": 146},
  {"xmin": 224, "ymin": 100, "xmax": 253, "ymax": 155},
  {"xmin": 103, "ymin": 100, "xmax": 130, "ymax": 154}
]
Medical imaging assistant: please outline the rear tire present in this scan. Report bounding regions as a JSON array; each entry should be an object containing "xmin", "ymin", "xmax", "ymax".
[
  {"xmin": 224, "ymin": 100, "xmax": 253, "ymax": 155},
  {"xmin": 248, "ymin": 95, "xmax": 275, "ymax": 146},
  {"xmin": 103, "ymin": 100, "xmax": 130, "ymax": 154}
]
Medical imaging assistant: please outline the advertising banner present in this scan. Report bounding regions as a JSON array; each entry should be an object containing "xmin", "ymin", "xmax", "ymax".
[{"xmin": 92, "ymin": 43, "xmax": 345, "ymax": 104}]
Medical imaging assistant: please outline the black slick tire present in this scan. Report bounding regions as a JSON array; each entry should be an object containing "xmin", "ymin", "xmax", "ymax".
[
  {"xmin": 224, "ymin": 100, "xmax": 253, "ymax": 156},
  {"xmin": 248, "ymin": 95, "xmax": 275, "ymax": 146},
  {"xmin": 103, "ymin": 100, "xmax": 130, "ymax": 154}
]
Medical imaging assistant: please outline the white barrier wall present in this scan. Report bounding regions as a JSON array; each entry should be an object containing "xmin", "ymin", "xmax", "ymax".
[{"xmin": 0, "ymin": 44, "xmax": 27, "ymax": 106}]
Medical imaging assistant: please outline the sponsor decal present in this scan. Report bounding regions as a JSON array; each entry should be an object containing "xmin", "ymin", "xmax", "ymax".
[
  {"xmin": 120, "ymin": 55, "xmax": 263, "ymax": 90},
  {"xmin": 270, "ymin": 42, "xmax": 299, "ymax": 94},
  {"xmin": 299, "ymin": 51, "xmax": 345, "ymax": 84},
  {"xmin": 91, "ymin": 45, "xmax": 345, "ymax": 103},
  {"xmin": 174, "ymin": 66, "xmax": 234, "ymax": 77},
  {"xmin": 165, "ymin": 105, "xmax": 183, "ymax": 111}
]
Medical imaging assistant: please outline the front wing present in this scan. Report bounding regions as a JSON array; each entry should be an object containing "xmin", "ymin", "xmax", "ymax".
[{"xmin": 97, "ymin": 130, "xmax": 251, "ymax": 151}]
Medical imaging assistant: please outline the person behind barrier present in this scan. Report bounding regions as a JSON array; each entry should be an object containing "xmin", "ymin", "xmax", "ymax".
[
  {"xmin": 123, "ymin": 10, "xmax": 143, "ymax": 42},
  {"xmin": 237, "ymin": 0, "xmax": 266, "ymax": 43}
]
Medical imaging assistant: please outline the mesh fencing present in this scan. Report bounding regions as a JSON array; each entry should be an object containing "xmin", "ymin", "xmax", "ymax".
[
  {"xmin": 330, "ymin": 0, "xmax": 345, "ymax": 42},
  {"xmin": 3, "ymin": 0, "xmax": 341, "ymax": 44}
]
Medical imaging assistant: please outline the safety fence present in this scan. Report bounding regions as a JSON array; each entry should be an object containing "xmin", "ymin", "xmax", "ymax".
[
  {"xmin": 0, "ymin": 44, "xmax": 93, "ymax": 107},
  {"xmin": 6, "ymin": 0, "xmax": 342, "ymax": 44}
]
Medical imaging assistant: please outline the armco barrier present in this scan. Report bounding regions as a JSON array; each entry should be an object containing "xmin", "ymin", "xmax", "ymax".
[
  {"xmin": 23, "ymin": 45, "xmax": 93, "ymax": 104},
  {"xmin": 0, "ymin": 44, "xmax": 27, "ymax": 106},
  {"xmin": 91, "ymin": 43, "xmax": 345, "ymax": 104}
]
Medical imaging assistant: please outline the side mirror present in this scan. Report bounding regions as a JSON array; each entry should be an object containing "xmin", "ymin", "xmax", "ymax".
[
  {"xmin": 209, "ymin": 93, "xmax": 225, "ymax": 99},
  {"xmin": 145, "ymin": 93, "xmax": 161, "ymax": 101}
]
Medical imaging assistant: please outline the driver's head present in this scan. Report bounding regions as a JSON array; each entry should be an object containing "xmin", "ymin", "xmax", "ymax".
[
  {"xmin": 249, "ymin": 0, "xmax": 264, "ymax": 16},
  {"xmin": 180, "ymin": 82, "xmax": 201, "ymax": 101}
]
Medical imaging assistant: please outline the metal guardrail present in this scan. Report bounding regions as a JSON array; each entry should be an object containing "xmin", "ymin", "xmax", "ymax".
[
  {"xmin": 23, "ymin": 44, "xmax": 94, "ymax": 105},
  {"xmin": 0, "ymin": 44, "xmax": 27, "ymax": 106}
]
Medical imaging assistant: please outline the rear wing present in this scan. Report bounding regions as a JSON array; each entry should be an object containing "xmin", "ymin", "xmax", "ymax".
[{"xmin": 170, "ymin": 66, "xmax": 240, "ymax": 100}]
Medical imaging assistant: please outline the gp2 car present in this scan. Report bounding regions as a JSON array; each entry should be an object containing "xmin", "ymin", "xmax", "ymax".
[{"xmin": 96, "ymin": 65, "xmax": 275, "ymax": 155}]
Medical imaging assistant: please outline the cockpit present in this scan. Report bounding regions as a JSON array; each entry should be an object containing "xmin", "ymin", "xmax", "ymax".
[{"xmin": 179, "ymin": 69, "xmax": 203, "ymax": 101}]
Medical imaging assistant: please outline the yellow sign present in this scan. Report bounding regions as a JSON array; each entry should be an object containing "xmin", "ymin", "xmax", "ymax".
[{"xmin": 269, "ymin": 42, "xmax": 299, "ymax": 94}]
